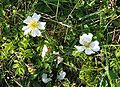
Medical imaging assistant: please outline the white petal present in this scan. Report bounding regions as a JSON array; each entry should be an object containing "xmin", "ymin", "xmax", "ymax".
[
  {"xmin": 92, "ymin": 46, "xmax": 100, "ymax": 52},
  {"xmin": 79, "ymin": 33, "xmax": 92, "ymax": 45},
  {"xmin": 38, "ymin": 22, "xmax": 46, "ymax": 30},
  {"xmin": 42, "ymin": 74, "xmax": 52, "ymax": 83},
  {"xmin": 88, "ymin": 33, "xmax": 93, "ymax": 39},
  {"xmin": 35, "ymin": 29, "xmax": 41, "ymax": 36},
  {"xmin": 79, "ymin": 34, "xmax": 87, "ymax": 45},
  {"xmin": 90, "ymin": 41, "xmax": 100, "ymax": 52},
  {"xmin": 23, "ymin": 16, "xmax": 32, "ymax": 24},
  {"xmin": 31, "ymin": 29, "xmax": 38, "ymax": 37},
  {"xmin": 42, "ymin": 73, "xmax": 47, "ymax": 78},
  {"xmin": 22, "ymin": 26, "xmax": 29, "ymax": 31},
  {"xmin": 85, "ymin": 48, "xmax": 95, "ymax": 55},
  {"xmin": 90, "ymin": 40, "xmax": 99, "ymax": 46},
  {"xmin": 57, "ymin": 56, "xmax": 63, "ymax": 65},
  {"xmin": 32, "ymin": 13, "xmax": 41, "ymax": 21},
  {"xmin": 57, "ymin": 71, "xmax": 66, "ymax": 80},
  {"xmin": 22, "ymin": 26, "xmax": 31, "ymax": 35},
  {"xmin": 42, "ymin": 45, "xmax": 48, "ymax": 58},
  {"xmin": 24, "ymin": 30, "xmax": 31, "ymax": 35},
  {"xmin": 75, "ymin": 45, "xmax": 85, "ymax": 52}
]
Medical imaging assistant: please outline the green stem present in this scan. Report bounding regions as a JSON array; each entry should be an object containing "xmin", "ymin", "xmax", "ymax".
[{"xmin": 105, "ymin": 48, "xmax": 113, "ymax": 87}]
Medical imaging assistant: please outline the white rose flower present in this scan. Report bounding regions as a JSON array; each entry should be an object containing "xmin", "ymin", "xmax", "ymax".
[
  {"xmin": 42, "ymin": 73, "xmax": 52, "ymax": 83},
  {"xmin": 75, "ymin": 33, "xmax": 100, "ymax": 55},
  {"xmin": 42, "ymin": 45, "xmax": 48, "ymax": 58},
  {"xmin": 57, "ymin": 71, "xmax": 66, "ymax": 80},
  {"xmin": 22, "ymin": 13, "xmax": 46, "ymax": 37}
]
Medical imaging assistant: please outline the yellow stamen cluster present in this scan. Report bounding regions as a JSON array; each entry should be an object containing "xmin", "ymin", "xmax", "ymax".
[
  {"xmin": 28, "ymin": 20, "xmax": 39, "ymax": 29},
  {"xmin": 84, "ymin": 42, "xmax": 90, "ymax": 48}
]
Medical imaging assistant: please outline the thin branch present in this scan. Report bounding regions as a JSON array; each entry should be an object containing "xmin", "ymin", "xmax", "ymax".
[
  {"xmin": 4, "ymin": 78, "xmax": 10, "ymax": 87},
  {"xmin": 13, "ymin": 79, "xmax": 23, "ymax": 87}
]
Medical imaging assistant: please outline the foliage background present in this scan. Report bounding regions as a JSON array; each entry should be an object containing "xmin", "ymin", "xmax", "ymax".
[{"xmin": 0, "ymin": 0, "xmax": 120, "ymax": 87}]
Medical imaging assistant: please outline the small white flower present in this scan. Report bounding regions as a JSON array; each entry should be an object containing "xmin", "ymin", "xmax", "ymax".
[
  {"xmin": 42, "ymin": 45, "xmax": 48, "ymax": 58},
  {"xmin": 22, "ymin": 13, "xmax": 46, "ymax": 37},
  {"xmin": 56, "ymin": 56, "xmax": 64, "ymax": 68},
  {"xmin": 57, "ymin": 71, "xmax": 66, "ymax": 80},
  {"xmin": 75, "ymin": 33, "xmax": 100, "ymax": 55},
  {"xmin": 42, "ymin": 73, "xmax": 52, "ymax": 83},
  {"xmin": 57, "ymin": 56, "xmax": 63, "ymax": 65}
]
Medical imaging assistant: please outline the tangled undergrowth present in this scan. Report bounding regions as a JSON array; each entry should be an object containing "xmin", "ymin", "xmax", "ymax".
[{"xmin": 0, "ymin": 0, "xmax": 120, "ymax": 87}]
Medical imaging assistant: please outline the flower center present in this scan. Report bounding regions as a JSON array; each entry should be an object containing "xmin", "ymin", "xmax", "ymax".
[
  {"xmin": 84, "ymin": 42, "xmax": 90, "ymax": 48},
  {"xmin": 28, "ymin": 20, "xmax": 39, "ymax": 29}
]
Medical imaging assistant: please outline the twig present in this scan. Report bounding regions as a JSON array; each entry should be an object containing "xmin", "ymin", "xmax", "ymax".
[
  {"xmin": 65, "ymin": 0, "xmax": 81, "ymax": 21},
  {"xmin": 4, "ymin": 78, "xmax": 10, "ymax": 87},
  {"xmin": 37, "ymin": 12, "xmax": 71, "ymax": 28},
  {"xmin": 112, "ymin": 28, "xmax": 116, "ymax": 43},
  {"xmin": 13, "ymin": 79, "xmax": 23, "ymax": 87},
  {"xmin": 55, "ymin": 0, "xmax": 59, "ymax": 20},
  {"xmin": 42, "ymin": 16, "xmax": 71, "ymax": 28},
  {"xmin": 104, "ymin": 15, "xmax": 120, "ymax": 31},
  {"xmin": 102, "ymin": 44, "xmax": 120, "ymax": 47}
]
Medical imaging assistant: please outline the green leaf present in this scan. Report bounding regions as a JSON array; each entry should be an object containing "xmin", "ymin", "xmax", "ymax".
[
  {"xmin": 44, "ymin": 63, "xmax": 50, "ymax": 69},
  {"xmin": 12, "ymin": 64, "xmax": 19, "ymax": 68},
  {"xmin": 64, "ymin": 78, "xmax": 70, "ymax": 87},
  {"xmin": 109, "ymin": 70, "xmax": 117, "ymax": 80},
  {"xmin": 33, "ymin": 82, "xmax": 41, "ymax": 87},
  {"xmin": 114, "ymin": 82, "xmax": 120, "ymax": 87},
  {"xmin": 117, "ymin": 7, "xmax": 120, "ymax": 13},
  {"xmin": 31, "ymin": 74, "xmax": 38, "ymax": 80},
  {"xmin": 115, "ymin": 49, "xmax": 120, "ymax": 58}
]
